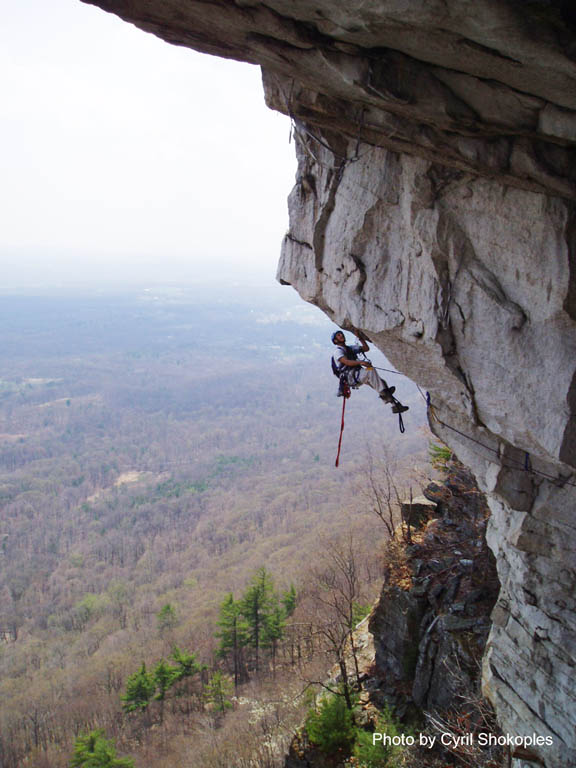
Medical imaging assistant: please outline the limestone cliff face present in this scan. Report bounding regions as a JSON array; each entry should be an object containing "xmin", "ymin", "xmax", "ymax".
[{"xmin": 83, "ymin": 2, "xmax": 576, "ymax": 765}]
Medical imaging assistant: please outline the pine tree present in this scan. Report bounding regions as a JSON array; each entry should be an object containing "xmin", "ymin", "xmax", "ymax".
[
  {"xmin": 216, "ymin": 593, "xmax": 249, "ymax": 688},
  {"xmin": 240, "ymin": 567, "xmax": 276, "ymax": 673},
  {"xmin": 121, "ymin": 663, "xmax": 156, "ymax": 713},
  {"xmin": 281, "ymin": 583, "xmax": 297, "ymax": 617},
  {"xmin": 170, "ymin": 646, "xmax": 205, "ymax": 707},
  {"xmin": 153, "ymin": 659, "xmax": 178, "ymax": 701},
  {"xmin": 157, "ymin": 603, "xmax": 178, "ymax": 634},
  {"xmin": 171, "ymin": 646, "xmax": 203, "ymax": 682},
  {"xmin": 262, "ymin": 597, "xmax": 286, "ymax": 677},
  {"xmin": 305, "ymin": 692, "xmax": 356, "ymax": 755},
  {"xmin": 70, "ymin": 729, "xmax": 134, "ymax": 768},
  {"xmin": 204, "ymin": 671, "xmax": 233, "ymax": 713}
]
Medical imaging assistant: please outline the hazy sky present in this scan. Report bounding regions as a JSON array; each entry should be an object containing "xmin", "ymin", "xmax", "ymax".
[{"xmin": 1, "ymin": 0, "xmax": 296, "ymax": 290}]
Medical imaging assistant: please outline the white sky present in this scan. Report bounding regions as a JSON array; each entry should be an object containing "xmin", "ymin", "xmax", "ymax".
[{"xmin": 1, "ymin": 0, "xmax": 296, "ymax": 290}]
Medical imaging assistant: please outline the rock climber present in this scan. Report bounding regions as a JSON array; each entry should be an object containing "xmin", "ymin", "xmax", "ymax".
[{"xmin": 331, "ymin": 329, "xmax": 409, "ymax": 414}]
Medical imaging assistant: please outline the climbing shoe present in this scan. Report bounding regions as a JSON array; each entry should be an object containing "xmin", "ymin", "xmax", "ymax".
[
  {"xmin": 379, "ymin": 386, "xmax": 396, "ymax": 403},
  {"xmin": 392, "ymin": 403, "xmax": 409, "ymax": 414}
]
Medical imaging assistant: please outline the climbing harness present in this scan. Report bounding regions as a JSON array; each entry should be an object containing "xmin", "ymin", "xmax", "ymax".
[{"xmin": 331, "ymin": 352, "xmax": 360, "ymax": 393}]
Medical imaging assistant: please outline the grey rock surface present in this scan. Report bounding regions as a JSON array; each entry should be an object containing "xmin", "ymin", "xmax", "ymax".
[{"xmin": 279, "ymin": 128, "xmax": 576, "ymax": 768}]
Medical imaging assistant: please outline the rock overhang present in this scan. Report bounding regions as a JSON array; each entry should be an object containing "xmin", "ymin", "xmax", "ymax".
[{"xmin": 83, "ymin": 0, "xmax": 576, "ymax": 197}]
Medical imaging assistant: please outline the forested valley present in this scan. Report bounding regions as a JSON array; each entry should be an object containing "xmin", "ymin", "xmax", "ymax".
[{"xmin": 0, "ymin": 283, "xmax": 431, "ymax": 767}]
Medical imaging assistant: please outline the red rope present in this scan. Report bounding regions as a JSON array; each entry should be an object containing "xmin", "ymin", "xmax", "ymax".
[{"xmin": 335, "ymin": 395, "xmax": 347, "ymax": 467}]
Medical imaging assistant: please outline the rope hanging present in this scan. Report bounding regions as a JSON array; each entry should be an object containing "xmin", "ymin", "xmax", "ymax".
[{"xmin": 334, "ymin": 391, "xmax": 348, "ymax": 468}]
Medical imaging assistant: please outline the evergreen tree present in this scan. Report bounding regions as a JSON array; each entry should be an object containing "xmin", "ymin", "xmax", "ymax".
[
  {"xmin": 171, "ymin": 646, "xmax": 203, "ymax": 683},
  {"xmin": 305, "ymin": 692, "xmax": 356, "ymax": 755},
  {"xmin": 170, "ymin": 646, "xmax": 205, "ymax": 707},
  {"xmin": 240, "ymin": 567, "xmax": 275, "ymax": 673},
  {"xmin": 281, "ymin": 583, "xmax": 297, "ymax": 617},
  {"xmin": 216, "ymin": 593, "xmax": 249, "ymax": 688},
  {"xmin": 352, "ymin": 706, "xmax": 405, "ymax": 767},
  {"xmin": 157, "ymin": 603, "xmax": 178, "ymax": 634},
  {"xmin": 204, "ymin": 671, "xmax": 233, "ymax": 713},
  {"xmin": 121, "ymin": 663, "xmax": 156, "ymax": 713},
  {"xmin": 262, "ymin": 597, "xmax": 286, "ymax": 676},
  {"xmin": 153, "ymin": 659, "xmax": 178, "ymax": 701},
  {"xmin": 70, "ymin": 729, "xmax": 134, "ymax": 768}
]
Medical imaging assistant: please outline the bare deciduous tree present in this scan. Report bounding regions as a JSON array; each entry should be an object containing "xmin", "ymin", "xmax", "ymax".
[{"xmin": 301, "ymin": 534, "xmax": 371, "ymax": 711}]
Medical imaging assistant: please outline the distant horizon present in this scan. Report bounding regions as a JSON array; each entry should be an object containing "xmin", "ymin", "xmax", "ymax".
[
  {"xmin": 2, "ymin": 0, "xmax": 295, "ymax": 291},
  {"xmin": 0, "ymin": 261, "xmax": 289, "ymax": 295},
  {"xmin": 0, "ymin": 274, "xmax": 333, "ymax": 333}
]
